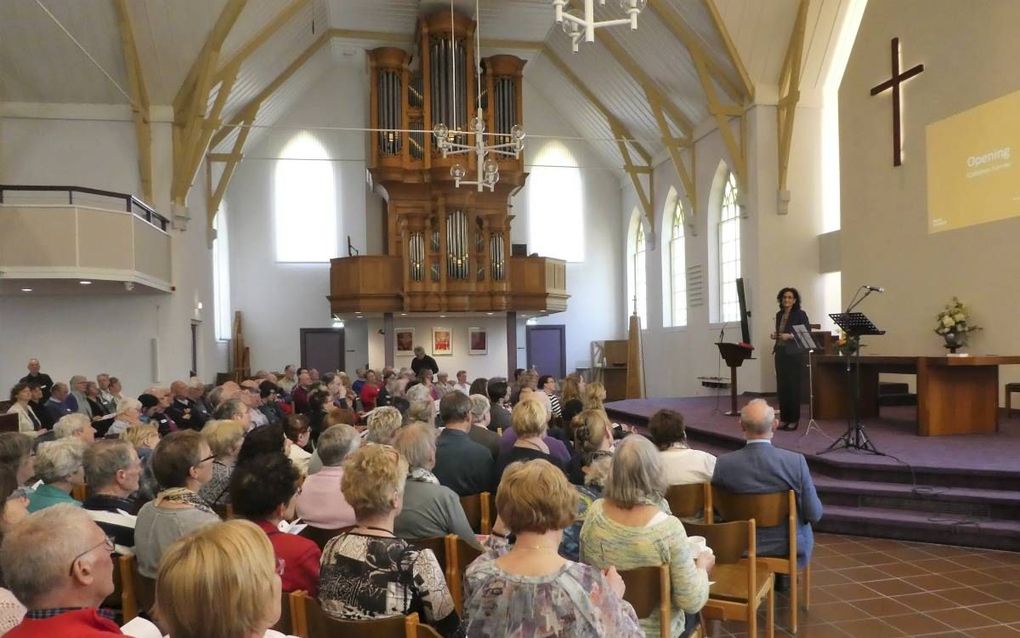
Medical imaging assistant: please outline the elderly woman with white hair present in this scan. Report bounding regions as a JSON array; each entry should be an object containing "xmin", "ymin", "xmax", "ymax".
[
  {"xmin": 467, "ymin": 394, "xmax": 499, "ymax": 459},
  {"xmin": 393, "ymin": 423, "xmax": 479, "ymax": 548},
  {"xmin": 106, "ymin": 397, "xmax": 144, "ymax": 437},
  {"xmin": 364, "ymin": 406, "xmax": 403, "ymax": 444},
  {"xmin": 54, "ymin": 412, "xmax": 96, "ymax": 443},
  {"xmin": 64, "ymin": 375, "xmax": 93, "ymax": 419},
  {"xmin": 580, "ymin": 435, "xmax": 713, "ymax": 638},
  {"xmin": 26, "ymin": 438, "xmax": 87, "ymax": 513}
]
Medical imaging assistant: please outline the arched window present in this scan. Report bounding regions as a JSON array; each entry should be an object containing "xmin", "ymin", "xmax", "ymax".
[
  {"xmin": 668, "ymin": 198, "xmax": 687, "ymax": 327},
  {"xmin": 633, "ymin": 222, "xmax": 647, "ymax": 329},
  {"xmin": 718, "ymin": 172, "xmax": 741, "ymax": 322},
  {"xmin": 212, "ymin": 206, "xmax": 231, "ymax": 342},
  {"xmin": 274, "ymin": 132, "xmax": 336, "ymax": 262},
  {"xmin": 528, "ymin": 142, "xmax": 584, "ymax": 262}
]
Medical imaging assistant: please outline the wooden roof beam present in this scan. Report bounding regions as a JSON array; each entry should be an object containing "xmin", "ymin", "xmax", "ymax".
[
  {"xmin": 173, "ymin": 0, "xmax": 247, "ymax": 115},
  {"xmin": 777, "ymin": 0, "xmax": 810, "ymax": 203},
  {"xmin": 646, "ymin": 88, "xmax": 696, "ymax": 221},
  {"xmin": 211, "ymin": 0, "xmax": 311, "ymax": 87},
  {"xmin": 113, "ymin": 0, "xmax": 153, "ymax": 204}
]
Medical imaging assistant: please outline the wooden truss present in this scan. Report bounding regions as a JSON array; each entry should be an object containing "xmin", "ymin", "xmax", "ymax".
[
  {"xmin": 113, "ymin": 0, "xmax": 152, "ymax": 204},
  {"xmin": 777, "ymin": 0, "xmax": 810, "ymax": 204}
]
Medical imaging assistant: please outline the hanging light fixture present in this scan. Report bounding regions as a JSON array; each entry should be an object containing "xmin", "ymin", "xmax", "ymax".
[
  {"xmin": 431, "ymin": 0, "xmax": 525, "ymax": 192},
  {"xmin": 552, "ymin": 0, "xmax": 647, "ymax": 53}
]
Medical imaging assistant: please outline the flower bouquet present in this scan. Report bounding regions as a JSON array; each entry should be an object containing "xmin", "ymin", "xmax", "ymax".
[
  {"xmin": 835, "ymin": 330, "xmax": 859, "ymax": 356},
  {"xmin": 934, "ymin": 297, "xmax": 980, "ymax": 353}
]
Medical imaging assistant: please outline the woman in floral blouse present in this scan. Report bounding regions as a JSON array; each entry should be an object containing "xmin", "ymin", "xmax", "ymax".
[{"xmin": 462, "ymin": 459, "xmax": 642, "ymax": 637}]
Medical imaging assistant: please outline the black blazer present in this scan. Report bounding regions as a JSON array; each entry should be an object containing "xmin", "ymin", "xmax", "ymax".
[{"xmin": 774, "ymin": 308, "xmax": 810, "ymax": 354}]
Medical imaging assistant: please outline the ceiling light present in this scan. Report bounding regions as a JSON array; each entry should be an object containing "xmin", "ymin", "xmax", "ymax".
[
  {"xmin": 552, "ymin": 0, "xmax": 647, "ymax": 53},
  {"xmin": 79, "ymin": 280, "xmax": 92, "ymax": 285},
  {"xmin": 21, "ymin": 288, "xmax": 32, "ymax": 293}
]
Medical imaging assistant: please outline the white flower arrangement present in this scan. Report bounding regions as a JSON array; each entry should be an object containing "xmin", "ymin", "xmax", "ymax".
[{"xmin": 934, "ymin": 297, "xmax": 980, "ymax": 337}]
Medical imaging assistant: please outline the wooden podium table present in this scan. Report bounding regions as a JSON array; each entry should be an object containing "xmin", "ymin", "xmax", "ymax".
[{"xmin": 812, "ymin": 355, "xmax": 1020, "ymax": 436}]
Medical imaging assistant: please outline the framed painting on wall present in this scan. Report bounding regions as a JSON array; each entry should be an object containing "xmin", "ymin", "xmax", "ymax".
[
  {"xmin": 395, "ymin": 328, "xmax": 414, "ymax": 354},
  {"xmin": 432, "ymin": 327, "xmax": 453, "ymax": 356},
  {"xmin": 469, "ymin": 327, "xmax": 487, "ymax": 355}
]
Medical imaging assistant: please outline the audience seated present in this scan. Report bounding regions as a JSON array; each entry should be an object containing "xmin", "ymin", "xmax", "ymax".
[
  {"xmin": 82, "ymin": 439, "xmax": 141, "ymax": 550},
  {"xmin": 95, "ymin": 374, "xmax": 118, "ymax": 415},
  {"xmin": 240, "ymin": 381, "xmax": 270, "ymax": 429},
  {"xmin": 363, "ymin": 406, "xmax": 403, "ymax": 445},
  {"xmin": 230, "ymin": 453, "xmax": 321, "ymax": 595},
  {"xmin": 559, "ymin": 449, "xmax": 613, "ymax": 562},
  {"xmin": 486, "ymin": 379, "xmax": 511, "ymax": 433},
  {"xmin": 290, "ymin": 372, "xmax": 313, "ymax": 415},
  {"xmin": 42, "ymin": 383, "xmax": 73, "ymax": 425},
  {"xmin": 712, "ymin": 398, "xmax": 823, "ymax": 566},
  {"xmin": 135, "ymin": 430, "xmax": 220, "ymax": 578},
  {"xmin": 84, "ymin": 382, "xmax": 114, "ymax": 435},
  {"xmin": 319, "ymin": 444, "xmax": 459, "ymax": 636},
  {"xmin": 106, "ymin": 398, "xmax": 143, "ymax": 437},
  {"xmin": 468, "ymin": 377, "xmax": 487, "ymax": 397},
  {"xmin": 5, "ymin": 385, "xmax": 44, "ymax": 437},
  {"xmin": 461, "ymin": 459, "xmax": 642, "ymax": 637},
  {"xmin": 1, "ymin": 505, "xmax": 120, "ymax": 637},
  {"xmin": 120, "ymin": 424, "xmax": 160, "ymax": 502},
  {"xmin": 296, "ymin": 424, "xmax": 359, "ymax": 529},
  {"xmin": 497, "ymin": 404, "xmax": 571, "ymax": 466},
  {"xmin": 0, "ymin": 434, "xmax": 35, "ymax": 487},
  {"xmin": 165, "ymin": 380, "xmax": 208, "ymax": 431},
  {"xmin": 497, "ymin": 400, "xmax": 568, "ymax": 480},
  {"xmin": 54, "ymin": 413, "xmax": 96, "ymax": 443},
  {"xmin": 65, "ymin": 376, "xmax": 93, "ymax": 419},
  {"xmin": 0, "ymin": 467, "xmax": 28, "ymax": 632},
  {"xmin": 156, "ymin": 520, "xmax": 289, "ymax": 638},
  {"xmin": 467, "ymin": 394, "xmax": 500, "ymax": 459},
  {"xmin": 26, "ymin": 385, "xmax": 52, "ymax": 431},
  {"xmin": 568, "ymin": 408, "xmax": 615, "ymax": 485},
  {"xmin": 539, "ymin": 375, "xmax": 563, "ymax": 418},
  {"xmin": 27, "ymin": 439, "xmax": 86, "ymax": 513},
  {"xmin": 283, "ymin": 414, "xmax": 312, "ymax": 475},
  {"xmin": 582, "ymin": 381, "xmax": 606, "ymax": 412},
  {"xmin": 197, "ymin": 419, "xmax": 246, "ymax": 507},
  {"xmin": 433, "ymin": 393, "xmax": 495, "ymax": 497},
  {"xmin": 359, "ymin": 370, "xmax": 381, "ymax": 410},
  {"xmin": 212, "ymin": 398, "xmax": 252, "ymax": 431},
  {"xmin": 393, "ymin": 423, "xmax": 479, "ymax": 548},
  {"xmin": 580, "ymin": 435, "xmax": 711, "ymax": 638},
  {"xmin": 186, "ymin": 377, "xmax": 212, "ymax": 421},
  {"xmin": 560, "ymin": 374, "xmax": 585, "ymax": 406},
  {"xmin": 237, "ymin": 423, "xmax": 288, "ymax": 466},
  {"xmin": 650, "ymin": 409, "xmax": 716, "ymax": 487},
  {"xmin": 258, "ymin": 381, "xmax": 286, "ymax": 427},
  {"xmin": 305, "ymin": 387, "xmax": 333, "ymax": 442}
]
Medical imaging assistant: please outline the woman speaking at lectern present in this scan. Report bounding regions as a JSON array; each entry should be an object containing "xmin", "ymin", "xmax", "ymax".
[{"xmin": 771, "ymin": 287, "xmax": 810, "ymax": 431}]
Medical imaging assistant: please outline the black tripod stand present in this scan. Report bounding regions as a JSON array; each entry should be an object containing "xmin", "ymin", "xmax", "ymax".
[{"xmin": 820, "ymin": 309, "xmax": 886, "ymax": 455}]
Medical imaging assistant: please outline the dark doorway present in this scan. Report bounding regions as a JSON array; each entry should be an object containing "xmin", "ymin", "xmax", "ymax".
[
  {"xmin": 300, "ymin": 328, "xmax": 345, "ymax": 374},
  {"xmin": 526, "ymin": 324, "xmax": 566, "ymax": 379}
]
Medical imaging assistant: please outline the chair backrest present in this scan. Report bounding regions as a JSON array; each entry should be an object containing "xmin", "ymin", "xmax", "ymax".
[
  {"xmin": 685, "ymin": 520, "xmax": 756, "ymax": 565},
  {"xmin": 272, "ymin": 590, "xmax": 293, "ymax": 635},
  {"xmin": 300, "ymin": 525, "xmax": 352, "ymax": 550},
  {"xmin": 665, "ymin": 482, "xmax": 711, "ymax": 520},
  {"xmin": 71, "ymin": 483, "xmax": 87, "ymax": 502},
  {"xmin": 459, "ymin": 492, "xmax": 489, "ymax": 534},
  {"xmin": 416, "ymin": 623, "xmax": 443, "ymax": 638},
  {"xmin": 711, "ymin": 487, "xmax": 792, "ymax": 529},
  {"xmin": 619, "ymin": 564, "xmax": 670, "ymax": 619},
  {"xmin": 126, "ymin": 555, "xmax": 156, "ymax": 619},
  {"xmin": 297, "ymin": 592, "xmax": 417, "ymax": 638},
  {"xmin": 0, "ymin": 413, "xmax": 19, "ymax": 433}
]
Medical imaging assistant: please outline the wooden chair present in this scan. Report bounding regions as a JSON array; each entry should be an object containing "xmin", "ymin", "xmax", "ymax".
[
  {"xmin": 619, "ymin": 565, "xmax": 671, "ymax": 638},
  {"xmin": 0, "ymin": 414, "xmax": 17, "ymax": 433},
  {"xmin": 211, "ymin": 502, "xmax": 233, "ymax": 520},
  {"xmin": 458, "ymin": 491, "xmax": 492, "ymax": 534},
  {"xmin": 665, "ymin": 482, "xmax": 712, "ymax": 522},
  {"xmin": 712, "ymin": 487, "xmax": 806, "ymax": 633},
  {"xmin": 272, "ymin": 590, "xmax": 301, "ymax": 635},
  {"xmin": 299, "ymin": 525, "xmax": 353, "ymax": 550},
  {"xmin": 121, "ymin": 554, "xmax": 155, "ymax": 620},
  {"xmin": 686, "ymin": 520, "xmax": 774, "ymax": 638},
  {"xmin": 446, "ymin": 535, "xmax": 482, "ymax": 613},
  {"xmin": 71, "ymin": 483, "xmax": 87, "ymax": 502},
  {"xmin": 1006, "ymin": 382, "xmax": 1020, "ymax": 418},
  {"xmin": 293, "ymin": 591, "xmax": 422, "ymax": 638}
]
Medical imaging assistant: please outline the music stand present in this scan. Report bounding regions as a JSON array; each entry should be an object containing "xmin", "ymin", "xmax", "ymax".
[
  {"xmin": 820, "ymin": 312, "xmax": 886, "ymax": 455},
  {"xmin": 791, "ymin": 325, "xmax": 830, "ymax": 441}
]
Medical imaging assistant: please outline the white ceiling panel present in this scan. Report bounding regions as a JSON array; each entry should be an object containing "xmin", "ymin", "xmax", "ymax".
[
  {"xmin": 713, "ymin": 0, "xmax": 799, "ymax": 87},
  {"xmin": 0, "ymin": 0, "xmax": 128, "ymax": 103}
]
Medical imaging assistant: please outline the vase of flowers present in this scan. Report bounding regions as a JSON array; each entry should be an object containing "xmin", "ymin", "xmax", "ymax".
[
  {"xmin": 835, "ymin": 330, "xmax": 859, "ymax": 356},
  {"xmin": 934, "ymin": 297, "xmax": 980, "ymax": 354}
]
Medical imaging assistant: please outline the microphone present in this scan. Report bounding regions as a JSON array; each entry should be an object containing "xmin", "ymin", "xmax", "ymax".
[
  {"xmin": 718, "ymin": 323, "xmax": 726, "ymax": 344},
  {"xmin": 865, "ymin": 285, "xmax": 885, "ymax": 293}
]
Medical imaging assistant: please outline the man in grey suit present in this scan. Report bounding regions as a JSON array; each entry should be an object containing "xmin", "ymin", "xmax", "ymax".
[{"xmin": 712, "ymin": 398, "xmax": 823, "ymax": 569}]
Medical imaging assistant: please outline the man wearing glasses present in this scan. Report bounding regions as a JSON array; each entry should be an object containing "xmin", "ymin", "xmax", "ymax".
[{"xmin": 0, "ymin": 505, "xmax": 122, "ymax": 636}]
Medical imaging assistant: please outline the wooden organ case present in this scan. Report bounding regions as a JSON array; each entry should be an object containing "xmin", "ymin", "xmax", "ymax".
[{"xmin": 328, "ymin": 10, "xmax": 567, "ymax": 316}]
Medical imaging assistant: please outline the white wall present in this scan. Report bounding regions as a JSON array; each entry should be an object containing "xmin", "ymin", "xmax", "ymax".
[
  {"xmin": 364, "ymin": 315, "xmax": 509, "ymax": 379},
  {"xmin": 0, "ymin": 114, "xmax": 226, "ymax": 395},
  {"xmin": 511, "ymin": 79, "xmax": 625, "ymax": 372},
  {"xmin": 839, "ymin": 0, "xmax": 1020, "ymax": 396}
]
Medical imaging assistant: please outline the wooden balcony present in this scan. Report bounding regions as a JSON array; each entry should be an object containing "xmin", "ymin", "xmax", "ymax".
[{"xmin": 328, "ymin": 255, "xmax": 567, "ymax": 315}]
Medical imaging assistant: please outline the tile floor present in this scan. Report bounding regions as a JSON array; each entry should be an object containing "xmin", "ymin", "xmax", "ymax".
[{"xmin": 712, "ymin": 533, "xmax": 1020, "ymax": 638}]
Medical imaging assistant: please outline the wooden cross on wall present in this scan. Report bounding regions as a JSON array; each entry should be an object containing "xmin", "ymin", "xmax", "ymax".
[{"xmin": 870, "ymin": 37, "xmax": 925, "ymax": 167}]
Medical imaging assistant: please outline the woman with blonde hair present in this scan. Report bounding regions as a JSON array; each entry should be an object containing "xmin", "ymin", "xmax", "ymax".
[
  {"xmin": 496, "ymin": 400, "xmax": 567, "ymax": 479},
  {"xmin": 364, "ymin": 406, "xmax": 403, "ymax": 444},
  {"xmin": 568, "ymin": 408, "xmax": 615, "ymax": 485},
  {"xmin": 560, "ymin": 374, "xmax": 586, "ymax": 406},
  {"xmin": 462, "ymin": 459, "xmax": 642, "ymax": 637},
  {"xmin": 580, "ymin": 435, "xmax": 712, "ymax": 638},
  {"xmin": 582, "ymin": 381, "xmax": 607, "ymax": 412},
  {"xmin": 156, "ymin": 519, "xmax": 292, "ymax": 638},
  {"xmin": 318, "ymin": 444, "xmax": 459, "ymax": 636},
  {"xmin": 198, "ymin": 419, "xmax": 246, "ymax": 507}
]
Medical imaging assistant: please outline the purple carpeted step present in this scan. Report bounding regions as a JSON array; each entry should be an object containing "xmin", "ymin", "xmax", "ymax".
[
  {"xmin": 812, "ymin": 476, "xmax": 1020, "ymax": 506},
  {"xmin": 816, "ymin": 504, "xmax": 1020, "ymax": 551}
]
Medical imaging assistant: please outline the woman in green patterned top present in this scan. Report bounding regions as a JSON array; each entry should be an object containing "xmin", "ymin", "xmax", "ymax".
[{"xmin": 580, "ymin": 435, "xmax": 714, "ymax": 638}]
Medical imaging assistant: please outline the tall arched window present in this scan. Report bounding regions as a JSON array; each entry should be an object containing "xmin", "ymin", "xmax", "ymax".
[
  {"xmin": 633, "ymin": 222, "xmax": 647, "ymax": 329},
  {"xmin": 274, "ymin": 132, "xmax": 336, "ymax": 262},
  {"xmin": 718, "ymin": 172, "xmax": 741, "ymax": 322},
  {"xmin": 528, "ymin": 142, "xmax": 584, "ymax": 262},
  {"xmin": 669, "ymin": 198, "xmax": 688, "ymax": 327}
]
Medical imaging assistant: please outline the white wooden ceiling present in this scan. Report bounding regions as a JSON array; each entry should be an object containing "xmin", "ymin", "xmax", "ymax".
[{"xmin": 0, "ymin": 0, "xmax": 854, "ymax": 174}]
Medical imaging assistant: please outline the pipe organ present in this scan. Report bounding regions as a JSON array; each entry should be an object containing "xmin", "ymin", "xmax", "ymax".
[{"xmin": 329, "ymin": 9, "xmax": 567, "ymax": 316}]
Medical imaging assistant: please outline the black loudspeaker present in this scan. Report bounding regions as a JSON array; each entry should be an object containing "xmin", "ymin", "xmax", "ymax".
[{"xmin": 511, "ymin": 243, "xmax": 528, "ymax": 257}]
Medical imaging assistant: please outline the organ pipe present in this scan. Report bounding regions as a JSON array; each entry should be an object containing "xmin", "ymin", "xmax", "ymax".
[
  {"xmin": 490, "ymin": 233, "xmax": 505, "ymax": 281},
  {"xmin": 447, "ymin": 210, "xmax": 468, "ymax": 280},
  {"xmin": 409, "ymin": 232, "xmax": 425, "ymax": 281}
]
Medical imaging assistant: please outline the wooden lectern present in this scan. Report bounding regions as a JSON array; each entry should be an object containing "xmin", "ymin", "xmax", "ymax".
[{"xmin": 716, "ymin": 342, "xmax": 754, "ymax": 415}]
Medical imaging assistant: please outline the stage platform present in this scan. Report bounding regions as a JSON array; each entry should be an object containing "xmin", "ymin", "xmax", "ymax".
[{"xmin": 605, "ymin": 396, "xmax": 1020, "ymax": 552}]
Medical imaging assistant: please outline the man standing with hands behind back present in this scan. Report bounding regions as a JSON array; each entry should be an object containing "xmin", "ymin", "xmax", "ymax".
[
  {"xmin": 20, "ymin": 359, "xmax": 54, "ymax": 403},
  {"xmin": 411, "ymin": 346, "xmax": 439, "ymax": 377}
]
